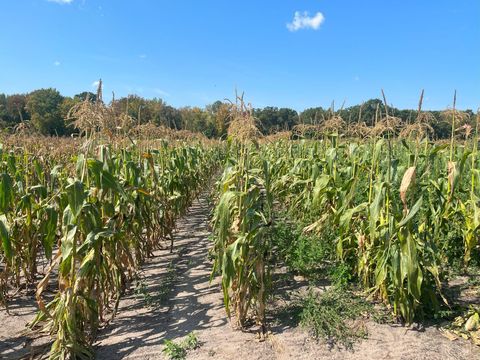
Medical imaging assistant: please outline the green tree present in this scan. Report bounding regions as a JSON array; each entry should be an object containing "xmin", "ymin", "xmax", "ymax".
[
  {"xmin": 300, "ymin": 107, "xmax": 327, "ymax": 125},
  {"xmin": 26, "ymin": 88, "xmax": 65, "ymax": 135},
  {"xmin": 278, "ymin": 108, "xmax": 299, "ymax": 130},
  {"xmin": 0, "ymin": 94, "xmax": 7, "ymax": 127},
  {"xmin": 114, "ymin": 95, "xmax": 155, "ymax": 126},
  {"xmin": 145, "ymin": 98, "xmax": 164, "ymax": 125},
  {"xmin": 180, "ymin": 107, "xmax": 216, "ymax": 136},
  {"xmin": 160, "ymin": 105, "xmax": 182, "ymax": 129},
  {"xmin": 74, "ymin": 91, "xmax": 97, "ymax": 103},
  {"xmin": 6, "ymin": 94, "xmax": 29, "ymax": 124},
  {"xmin": 206, "ymin": 101, "xmax": 230, "ymax": 138},
  {"xmin": 254, "ymin": 107, "xmax": 298, "ymax": 134}
]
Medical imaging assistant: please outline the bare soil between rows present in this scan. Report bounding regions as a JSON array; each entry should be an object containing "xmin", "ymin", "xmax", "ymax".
[{"xmin": 1, "ymin": 196, "xmax": 479, "ymax": 359}]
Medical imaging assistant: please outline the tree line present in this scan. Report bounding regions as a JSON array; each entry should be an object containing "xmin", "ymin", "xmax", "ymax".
[{"xmin": 0, "ymin": 88, "xmax": 476, "ymax": 139}]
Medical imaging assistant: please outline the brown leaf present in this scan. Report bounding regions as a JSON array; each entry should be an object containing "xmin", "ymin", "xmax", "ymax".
[
  {"xmin": 447, "ymin": 161, "xmax": 456, "ymax": 195},
  {"xmin": 400, "ymin": 166, "xmax": 416, "ymax": 212},
  {"xmin": 35, "ymin": 250, "xmax": 61, "ymax": 318}
]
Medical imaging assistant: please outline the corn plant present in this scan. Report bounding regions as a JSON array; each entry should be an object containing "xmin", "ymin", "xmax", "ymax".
[{"xmin": 211, "ymin": 100, "xmax": 273, "ymax": 332}]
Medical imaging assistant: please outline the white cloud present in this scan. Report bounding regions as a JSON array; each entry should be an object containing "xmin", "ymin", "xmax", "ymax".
[
  {"xmin": 53, "ymin": 60, "xmax": 61, "ymax": 66},
  {"xmin": 47, "ymin": 0, "xmax": 74, "ymax": 4},
  {"xmin": 153, "ymin": 88, "xmax": 170, "ymax": 97},
  {"xmin": 139, "ymin": 54, "xmax": 147, "ymax": 59},
  {"xmin": 92, "ymin": 80, "xmax": 100, "ymax": 88},
  {"xmin": 287, "ymin": 11, "xmax": 325, "ymax": 32}
]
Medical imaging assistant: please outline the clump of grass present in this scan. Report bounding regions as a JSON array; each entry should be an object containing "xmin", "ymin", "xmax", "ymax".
[
  {"xmin": 371, "ymin": 115, "xmax": 403, "ymax": 137},
  {"xmin": 346, "ymin": 122, "xmax": 373, "ymax": 139},
  {"xmin": 162, "ymin": 332, "xmax": 199, "ymax": 360},
  {"xmin": 298, "ymin": 287, "xmax": 371, "ymax": 349}
]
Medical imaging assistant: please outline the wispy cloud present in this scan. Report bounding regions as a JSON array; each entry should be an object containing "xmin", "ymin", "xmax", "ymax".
[
  {"xmin": 354, "ymin": 75, "xmax": 360, "ymax": 81},
  {"xmin": 287, "ymin": 11, "xmax": 325, "ymax": 32},
  {"xmin": 139, "ymin": 54, "xmax": 147, "ymax": 59},
  {"xmin": 92, "ymin": 80, "xmax": 100, "ymax": 88},
  {"xmin": 47, "ymin": 0, "xmax": 74, "ymax": 4},
  {"xmin": 153, "ymin": 88, "xmax": 170, "ymax": 97},
  {"xmin": 53, "ymin": 60, "xmax": 61, "ymax": 66}
]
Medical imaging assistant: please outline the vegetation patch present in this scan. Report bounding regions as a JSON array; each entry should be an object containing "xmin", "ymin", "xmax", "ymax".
[
  {"xmin": 297, "ymin": 287, "xmax": 372, "ymax": 349},
  {"xmin": 162, "ymin": 332, "xmax": 199, "ymax": 360},
  {"xmin": 271, "ymin": 285, "xmax": 375, "ymax": 349}
]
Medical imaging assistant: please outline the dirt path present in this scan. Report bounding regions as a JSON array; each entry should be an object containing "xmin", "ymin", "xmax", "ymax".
[
  {"xmin": 1, "ymin": 196, "xmax": 479, "ymax": 359},
  {"xmin": 0, "ymin": 294, "xmax": 40, "ymax": 359}
]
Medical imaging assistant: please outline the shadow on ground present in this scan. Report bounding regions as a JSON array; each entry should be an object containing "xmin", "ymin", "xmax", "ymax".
[{"xmin": 95, "ymin": 198, "xmax": 227, "ymax": 359}]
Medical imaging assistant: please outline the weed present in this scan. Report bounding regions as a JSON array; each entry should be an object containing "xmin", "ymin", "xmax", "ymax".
[
  {"xmin": 163, "ymin": 339, "xmax": 186, "ymax": 360},
  {"xmin": 134, "ymin": 278, "xmax": 155, "ymax": 307},
  {"xmin": 271, "ymin": 219, "xmax": 335, "ymax": 279},
  {"xmin": 328, "ymin": 262, "xmax": 354, "ymax": 287},
  {"xmin": 184, "ymin": 332, "xmax": 199, "ymax": 349},
  {"xmin": 157, "ymin": 261, "xmax": 177, "ymax": 304},
  {"xmin": 162, "ymin": 332, "xmax": 199, "ymax": 360},
  {"xmin": 298, "ymin": 287, "xmax": 371, "ymax": 349}
]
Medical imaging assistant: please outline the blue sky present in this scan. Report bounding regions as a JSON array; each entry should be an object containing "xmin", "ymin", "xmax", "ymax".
[{"xmin": 0, "ymin": 0, "xmax": 478, "ymax": 110}]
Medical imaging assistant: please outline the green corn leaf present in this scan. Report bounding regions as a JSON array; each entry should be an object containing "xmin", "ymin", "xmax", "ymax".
[
  {"xmin": 0, "ymin": 216, "xmax": 12, "ymax": 261},
  {"xmin": 0, "ymin": 173, "xmax": 13, "ymax": 213},
  {"xmin": 397, "ymin": 196, "xmax": 423, "ymax": 228},
  {"xmin": 61, "ymin": 225, "xmax": 77, "ymax": 261},
  {"xmin": 42, "ymin": 206, "xmax": 58, "ymax": 259},
  {"xmin": 66, "ymin": 181, "xmax": 85, "ymax": 220}
]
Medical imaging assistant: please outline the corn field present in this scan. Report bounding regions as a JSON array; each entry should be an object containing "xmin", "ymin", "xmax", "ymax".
[
  {"xmin": 0, "ymin": 137, "xmax": 222, "ymax": 358},
  {"xmin": 211, "ymin": 102, "xmax": 480, "ymax": 336},
  {"xmin": 1, "ymin": 103, "xmax": 479, "ymax": 358}
]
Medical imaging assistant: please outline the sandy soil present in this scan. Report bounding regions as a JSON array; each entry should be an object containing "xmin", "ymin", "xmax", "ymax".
[
  {"xmin": 1, "ymin": 196, "xmax": 479, "ymax": 359},
  {"xmin": 0, "ymin": 293, "xmax": 42, "ymax": 359}
]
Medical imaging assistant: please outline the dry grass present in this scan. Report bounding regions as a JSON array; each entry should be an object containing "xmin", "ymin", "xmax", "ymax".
[{"xmin": 13, "ymin": 121, "xmax": 36, "ymax": 136}]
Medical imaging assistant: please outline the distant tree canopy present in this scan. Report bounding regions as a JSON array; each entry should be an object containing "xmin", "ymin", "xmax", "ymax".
[
  {"xmin": 26, "ymin": 89, "xmax": 66, "ymax": 135},
  {"xmin": 0, "ymin": 93, "xmax": 28, "ymax": 128},
  {"xmin": 253, "ymin": 107, "xmax": 298, "ymax": 134},
  {"xmin": 74, "ymin": 92, "xmax": 97, "ymax": 103},
  {"xmin": 0, "ymin": 88, "xmax": 476, "ymax": 139}
]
